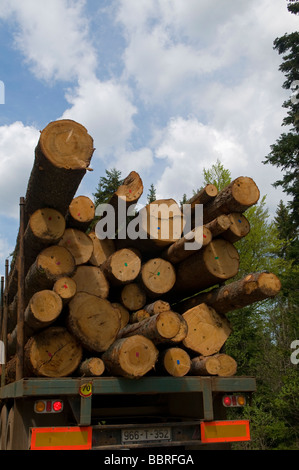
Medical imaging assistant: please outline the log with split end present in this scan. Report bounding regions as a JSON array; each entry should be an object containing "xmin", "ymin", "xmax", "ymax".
[
  {"xmin": 72, "ymin": 265, "xmax": 109, "ymax": 299},
  {"xmin": 58, "ymin": 228, "xmax": 93, "ymax": 265}
]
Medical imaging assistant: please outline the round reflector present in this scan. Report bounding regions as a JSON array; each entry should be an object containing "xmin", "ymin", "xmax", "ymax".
[
  {"xmin": 237, "ymin": 395, "xmax": 246, "ymax": 406},
  {"xmin": 35, "ymin": 401, "xmax": 45, "ymax": 413},
  {"xmin": 223, "ymin": 396, "xmax": 232, "ymax": 407},
  {"xmin": 53, "ymin": 400, "xmax": 63, "ymax": 412}
]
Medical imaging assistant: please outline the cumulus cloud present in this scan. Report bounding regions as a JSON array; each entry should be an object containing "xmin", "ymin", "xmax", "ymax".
[
  {"xmin": 0, "ymin": 0, "xmax": 97, "ymax": 82},
  {"xmin": 0, "ymin": 122, "xmax": 39, "ymax": 218}
]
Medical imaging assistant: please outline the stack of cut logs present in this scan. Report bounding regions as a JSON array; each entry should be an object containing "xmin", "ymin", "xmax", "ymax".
[{"xmin": 3, "ymin": 119, "xmax": 282, "ymax": 382}]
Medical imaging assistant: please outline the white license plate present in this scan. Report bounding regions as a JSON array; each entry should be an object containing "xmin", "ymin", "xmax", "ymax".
[{"xmin": 121, "ymin": 427, "xmax": 172, "ymax": 443}]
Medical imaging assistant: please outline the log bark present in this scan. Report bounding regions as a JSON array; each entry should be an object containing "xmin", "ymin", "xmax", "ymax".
[
  {"xmin": 58, "ymin": 228, "xmax": 93, "ymax": 265},
  {"xmin": 24, "ymin": 326, "xmax": 83, "ymax": 377},
  {"xmin": 88, "ymin": 231, "xmax": 115, "ymax": 267},
  {"xmin": 203, "ymin": 177, "xmax": 260, "ymax": 224},
  {"xmin": 101, "ymin": 335, "xmax": 158, "ymax": 378},
  {"xmin": 182, "ymin": 303, "xmax": 232, "ymax": 356},
  {"xmin": 53, "ymin": 276, "xmax": 77, "ymax": 304},
  {"xmin": 66, "ymin": 195, "xmax": 95, "ymax": 232},
  {"xmin": 71, "ymin": 265, "xmax": 109, "ymax": 299},
  {"xmin": 174, "ymin": 272, "xmax": 281, "ymax": 314},
  {"xmin": 119, "ymin": 283, "xmax": 147, "ymax": 311},
  {"xmin": 157, "ymin": 348, "xmax": 191, "ymax": 377},
  {"xmin": 101, "ymin": 249, "xmax": 141, "ymax": 286},
  {"xmin": 161, "ymin": 226, "xmax": 212, "ymax": 264},
  {"xmin": 221, "ymin": 213, "xmax": 250, "ymax": 243},
  {"xmin": 78, "ymin": 357, "xmax": 105, "ymax": 377},
  {"xmin": 25, "ymin": 119, "xmax": 94, "ymax": 221},
  {"xmin": 67, "ymin": 292, "xmax": 121, "ymax": 353},
  {"xmin": 143, "ymin": 300, "xmax": 170, "ymax": 316},
  {"xmin": 189, "ymin": 355, "xmax": 221, "ymax": 376},
  {"xmin": 140, "ymin": 258, "xmax": 176, "ymax": 297},
  {"xmin": 170, "ymin": 239, "xmax": 239, "ymax": 300},
  {"xmin": 204, "ymin": 215, "xmax": 231, "ymax": 237},
  {"xmin": 117, "ymin": 311, "xmax": 187, "ymax": 345}
]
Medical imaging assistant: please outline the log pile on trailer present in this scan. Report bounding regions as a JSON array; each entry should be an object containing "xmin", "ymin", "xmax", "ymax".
[{"xmin": 1, "ymin": 119, "xmax": 282, "ymax": 383}]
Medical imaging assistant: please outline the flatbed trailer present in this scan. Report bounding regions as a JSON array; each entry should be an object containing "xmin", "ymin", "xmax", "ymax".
[{"xmin": 0, "ymin": 375, "xmax": 256, "ymax": 450}]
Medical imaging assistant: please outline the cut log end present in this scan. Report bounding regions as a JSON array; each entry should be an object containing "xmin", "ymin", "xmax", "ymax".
[
  {"xmin": 159, "ymin": 348, "xmax": 191, "ymax": 377},
  {"xmin": 37, "ymin": 245, "xmax": 76, "ymax": 277},
  {"xmin": 141, "ymin": 258, "xmax": 176, "ymax": 296},
  {"xmin": 120, "ymin": 283, "xmax": 147, "ymax": 311},
  {"xmin": 102, "ymin": 335, "xmax": 158, "ymax": 378},
  {"xmin": 29, "ymin": 208, "xmax": 66, "ymax": 242},
  {"xmin": 53, "ymin": 276, "xmax": 77, "ymax": 302},
  {"xmin": 58, "ymin": 228, "xmax": 93, "ymax": 265},
  {"xmin": 72, "ymin": 265, "xmax": 109, "ymax": 299},
  {"xmin": 231, "ymin": 176, "xmax": 260, "ymax": 207},
  {"xmin": 79, "ymin": 357, "xmax": 105, "ymax": 377},
  {"xmin": 102, "ymin": 249, "xmax": 141, "ymax": 285},
  {"xmin": 214, "ymin": 353, "xmax": 237, "ymax": 377},
  {"xmin": 115, "ymin": 171, "xmax": 144, "ymax": 204},
  {"xmin": 67, "ymin": 195, "xmax": 95, "ymax": 229},
  {"xmin": 203, "ymin": 239, "xmax": 239, "ymax": 280},
  {"xmin": 26, "ymin": 290, "xmax": 63, "ymax": 326},
  {"xmin": 39, "ymin": 119, "xmax": 94, "ymax": 170},
  {"xmin": 25, "ymin": 326, "xmax": 83, "ymax": 377},
  {"xmin": 88, "ymin": 232, "xmax": 115, "ymax": 267}
]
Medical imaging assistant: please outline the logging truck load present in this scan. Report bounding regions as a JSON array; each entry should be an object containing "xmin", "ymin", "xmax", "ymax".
[{"xmin": 0, "ymin": 119, "xmax": 281, "ymax": 450}]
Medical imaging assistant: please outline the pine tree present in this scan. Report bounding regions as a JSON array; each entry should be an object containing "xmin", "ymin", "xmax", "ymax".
[
  {"xmin": 263, "ymin": 1, "xmax": 299, "ymax": 227},
  {"xmin": 93, "ymin": 168, "xmax": 123, "ymax": 207},
  {"xmin": 147, "ymin": 183, "xmax": 156, "ymax": 203}
]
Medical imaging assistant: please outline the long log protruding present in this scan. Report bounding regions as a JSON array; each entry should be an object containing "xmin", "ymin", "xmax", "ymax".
[
  {"xmin": 203, "ymin": 177, "xmax": 260, "ymax": 224},
  {"xmin": 161, "ymin": 226, "xmax": 212, "ymax": 264},
  {"xmin": 174, "ymin": 272, "xmax": 281, "ymax": 314},
  {"xmin": 170, "ymin": 239, "xmax": 239, "ymax": 300}
]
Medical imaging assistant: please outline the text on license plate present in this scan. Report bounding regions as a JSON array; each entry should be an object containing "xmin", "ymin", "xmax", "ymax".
[{"xmin": 121, "ymin": 427, "xmax": 172, "ymax": 443}]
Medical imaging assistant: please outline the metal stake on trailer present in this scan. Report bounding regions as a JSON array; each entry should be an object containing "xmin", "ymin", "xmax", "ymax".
[
  {"xmin": 1, "ymin": 260, "xmax": 9, "ymax": 387},
  {"xmin": 16, "ymin": 197, "xmax": 25, "ymax": 381}
]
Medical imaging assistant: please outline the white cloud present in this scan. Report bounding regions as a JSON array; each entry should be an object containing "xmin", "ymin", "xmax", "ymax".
[
  {"xmin": 0, "ymin": 0, "xmax": 97, "ymax": 82},
  {"xmin": 0, "ymin": 122, "xmax": 39, "ymax": 218},
  {"xmin": 61, "ymin": 77, "xmax": 137, "ymax": 158}
]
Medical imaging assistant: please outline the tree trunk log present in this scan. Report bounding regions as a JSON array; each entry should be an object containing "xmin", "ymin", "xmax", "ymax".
[
  {"xmin": 189, "ymin": 355, "xmax": 221, "ymax": 376},
  {"xmin": 187, "ymin": 184, "xmax": 218, "ymax": 210},
  {"xmin": 129, "ymin": 309, "xmax": 150, "ymax": 323},
  {"xmin": 213, "ymin": 353, "xmax": 237, "ymax": 377},
  {"xmin": 78, "ymin": 357, "xmax": 105, "ymax": 377},
  {"xmin": 203, "ymin": 177, "xmax": 260, "ymax": 224},
  {"xmin": 174, "ymin": 272, "xmax": 281, "ymax": 314},
  {"xmin": 88, "ymin": 231, "xmax": 115, "ymax": 267},
  {"xmin": 53, "ymin": 276, "xmax": 77, "ymax": 304},
  {"xmin": 221, "ymin": 213, "xmax": 250, "ymax": 243},
  {"xmin": 157, "ymin": 347, "xmax": 191, "ymax": 377},
  {"xmin": 170, "ymin": 239, "xmax": 239, "ymax": 300},
  {"xmin": 25, "ymin": 119, "xmax": 94, "ymax": 221},
  {"xmin": 204, "ymin": 215, "xmax": 231, "ymax": 237},
  {"xmin": 143, "ymin": 300, "xmax": 170, "ymax": 316},
  {"xmin": 140, "ymin": 258, "xmax": 176, "ymax": 297},
  {"xmin": 66, "ymin": 196, "xmax": 95, "ymax": 232},
  {"xmin": 67, "ymin": 292, "xmax": 121, "ymax": 353},
  {"xmin": 101, "ymin": 335, "xmax": 158, "ymax": 378},
  {"xmin": 119, "ymin": 283, "xmax": 147, "ymax": 311},
  {"xmin": 182, "ymin": 303, "xmax": 232, "ymax": 356},
  {"xmin": 7, "ymin": 290, "xmax": 63, "ymax": 358},
  {"xmin": 117, "ymin": 311, "xmax": 187, "ymax": 345},
  {"xmin": 101, "ymin": 249, "xmax": 141, "ymax": 286},
  {"xmin": 72, "ymin": 265, "xmax": 109, "ymax": 299},
  {"xmin": 24, "ymin": 326, "xmax": 83, "ymax": 377},
  {"xmin": 58, "ymin": 228, "xmax": 93, "ymax": 265},
  {"xmin": 161, "ymin": 226, "xmax": 212, "ymax": 264}
]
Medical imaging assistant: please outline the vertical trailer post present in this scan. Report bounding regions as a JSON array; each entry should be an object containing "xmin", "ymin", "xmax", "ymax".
[
  {"xmin": 1, "ymin": 260, "xmax": 9, "ymax": 386},
  {"xmin": 0, "ymin": 275, "xmax": 3, "ymax": 337},
  {"xmin": 16, "ymin": 197, "xmax": 25, "ymax": 381}
]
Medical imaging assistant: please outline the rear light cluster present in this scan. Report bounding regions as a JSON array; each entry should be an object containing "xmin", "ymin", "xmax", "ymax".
[
  {"xmin": 34, "ymin": 399, "xmax": 64, "ymax": 414},
  {"xmin": 222, "ymin": 394, "xmax": 246, "ymax": 407}
]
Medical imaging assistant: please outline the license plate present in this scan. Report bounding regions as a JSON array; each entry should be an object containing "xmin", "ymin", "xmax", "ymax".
[{"xmin": 121, "ymin": 427, "xmax": 171, "ymax": 444}]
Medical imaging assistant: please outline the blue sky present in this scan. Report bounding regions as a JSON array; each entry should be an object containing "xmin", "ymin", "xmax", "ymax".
[{"xmin": 0, "ymin": 0, "xmax": 297, "ymax": 278}]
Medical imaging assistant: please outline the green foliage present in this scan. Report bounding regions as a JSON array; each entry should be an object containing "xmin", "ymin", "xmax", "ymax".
[
  {"xmin": 203, "ymin": 159, "xmax": 232, "ymax": 191},
  {"xmin": 147, "ymin": 183, "xmax": 157, "ymax": 203},
  {"xmin": 93, "ymin": 168, "xmax": 123, "ymax": 207}
]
